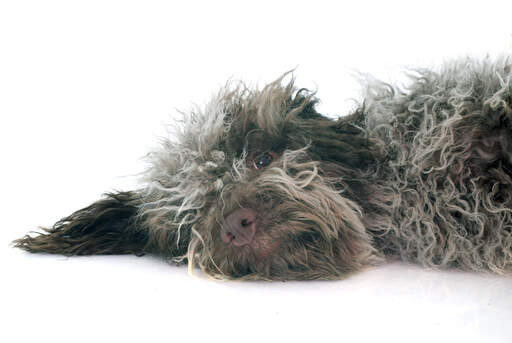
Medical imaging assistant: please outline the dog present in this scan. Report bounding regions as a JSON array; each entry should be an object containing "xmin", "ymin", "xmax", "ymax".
[{"xmin": 14, "ymin": 57, "xmax": 512, "ymax": 280}]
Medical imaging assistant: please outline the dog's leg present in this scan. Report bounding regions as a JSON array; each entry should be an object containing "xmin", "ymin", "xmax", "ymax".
[{"xmin": 13, "ymin": 191, "xmax": 148, "ymax": 256}]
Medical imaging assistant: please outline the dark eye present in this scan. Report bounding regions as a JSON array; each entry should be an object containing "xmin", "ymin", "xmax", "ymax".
[{"xmin": 253, "ymin": 153, "xmax": 273, "ymax": 169}]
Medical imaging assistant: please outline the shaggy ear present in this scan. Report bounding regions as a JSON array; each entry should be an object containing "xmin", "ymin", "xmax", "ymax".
[
  {"xmin": 291, "ymin": 104, "xmax": 383, "ymax": 170},
  {"xmin": 13, "ymin": 191, "xmax": 148, "ymax": 256}
]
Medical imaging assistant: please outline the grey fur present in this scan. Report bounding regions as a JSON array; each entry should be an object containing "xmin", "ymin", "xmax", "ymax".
[{"xmin": 14, "ymin": 57, "xmax": 512, "ymax": 280}]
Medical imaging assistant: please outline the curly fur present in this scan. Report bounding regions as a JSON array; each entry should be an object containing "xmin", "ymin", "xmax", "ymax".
[
  {"xmin": 365, "ymin": 58, "xmax": 512, "ymax": 273},
  {"xmin": 13, "ymin": 56, "xmax": 512, "ymax": 280}
]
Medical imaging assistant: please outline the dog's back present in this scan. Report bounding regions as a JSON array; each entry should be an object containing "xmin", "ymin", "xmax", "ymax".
[{"xmin": 362, "ymin": 57, "xmax": 512, "ymax": 273}]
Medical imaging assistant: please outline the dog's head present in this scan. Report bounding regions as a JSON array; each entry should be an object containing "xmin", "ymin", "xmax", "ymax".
[{"xmin": 139, "ymin": 74, "xmax": 385, "ymax": 280}]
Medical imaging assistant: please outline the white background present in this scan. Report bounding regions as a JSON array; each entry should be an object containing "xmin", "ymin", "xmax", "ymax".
[{"xmin": 1, "ymin": 1, "xmax": 512, "ymax": 342}]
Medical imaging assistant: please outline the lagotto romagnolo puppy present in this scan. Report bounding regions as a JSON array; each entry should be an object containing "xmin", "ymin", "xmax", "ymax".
[{"xmin": 13, "ymin": 57, "xmax": 512, "ymax": 280}]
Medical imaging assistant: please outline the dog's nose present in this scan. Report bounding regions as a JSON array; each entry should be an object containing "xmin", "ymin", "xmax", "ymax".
[{"xmin": 221, "ymin": 208, "xmax": 259, "ymax": 246}]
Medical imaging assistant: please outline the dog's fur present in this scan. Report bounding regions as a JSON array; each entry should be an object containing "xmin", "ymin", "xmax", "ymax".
[{"xmin": 14, "ymin": 57, "xmax": 512, "ymax": 280}]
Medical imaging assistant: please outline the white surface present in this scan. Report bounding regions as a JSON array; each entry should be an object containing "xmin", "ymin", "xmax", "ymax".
[
  {"xmin": 3, "ymin": 249, "xmax": 512, "ymax": 343},
  {"xmin": 1, "ymin": 1, "xmax": 512, "ymax": 342}
]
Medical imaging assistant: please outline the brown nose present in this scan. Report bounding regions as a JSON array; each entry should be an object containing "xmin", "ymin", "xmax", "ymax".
[{"xmin": 221, "ymin": 208, "xmax": 259, "ymax": 246}]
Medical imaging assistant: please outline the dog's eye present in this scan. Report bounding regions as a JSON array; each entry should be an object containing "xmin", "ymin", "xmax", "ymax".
[{"xmin": 253, "ymin": 153, "xmax": 273, "ymax": 169}]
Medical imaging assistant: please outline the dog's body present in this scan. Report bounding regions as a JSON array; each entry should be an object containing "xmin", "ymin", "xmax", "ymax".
[{"xmin": 14, "ymin": 57, "xmax": 512, "ymax": 280}]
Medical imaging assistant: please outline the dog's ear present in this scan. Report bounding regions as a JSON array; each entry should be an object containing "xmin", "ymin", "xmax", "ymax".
[
  {"xmin": 313, "ymin": 110, "xmax": 380, "ymax": 168},
  {"xmin": 289, "ymin": 98, "xmax": 382, "ymax": 170},
  {"xmin": 13, "ymin": 191, "xmax": 148, "ymax": 256}
]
